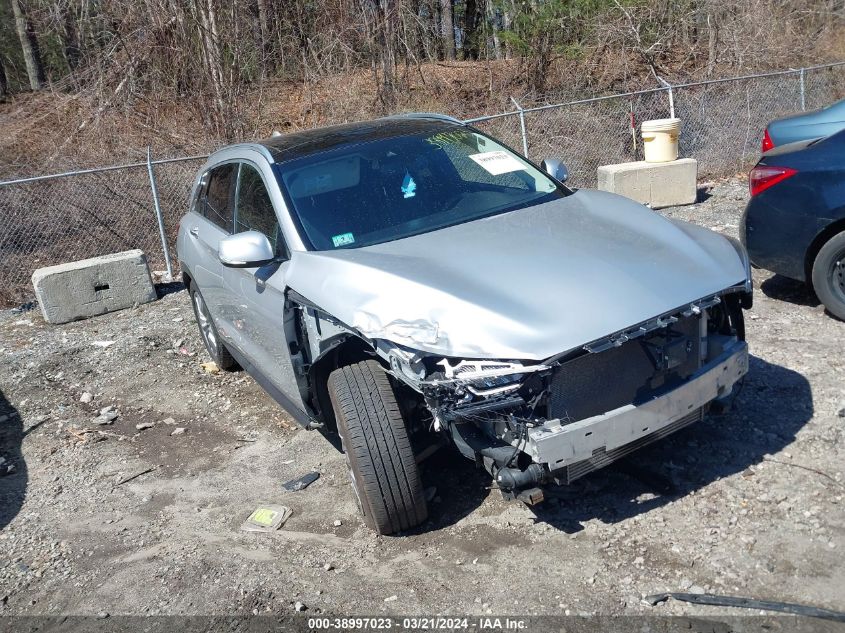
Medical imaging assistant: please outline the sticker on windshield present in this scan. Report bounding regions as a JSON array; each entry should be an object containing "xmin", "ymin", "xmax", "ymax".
[
  {"xmin": 426, "ymin": 129, "xmax": 473, "ymax": 149},
  {"xmin": 332, "ymin": 232, "xmax": 355, "ymax": 248},
  {"xmin": 469, "ymin": 150, "xmax": 525, "ymax": 176},
  {"xmin": 401, "ymin": 171, "xmax": 417, "ymax": 199}
]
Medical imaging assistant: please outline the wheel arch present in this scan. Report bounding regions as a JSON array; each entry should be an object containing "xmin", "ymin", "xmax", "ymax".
[
  {"xmin": 181, "ymin": 265, "xmax": 193, "ymax": 290},
  {"xmin": 805, "ymin": 218, "xmax": 845, "ymax": 283},
  {"xmin": 308, "ymin": 334, "xmax": 382, "ymax": 433}
]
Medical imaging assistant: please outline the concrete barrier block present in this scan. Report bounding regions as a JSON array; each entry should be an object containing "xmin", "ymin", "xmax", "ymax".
[
  {"xmin": 31, "ymin": 250, "xmax": 157, "ymax": 324},
  {"xmin": 597, "ymin": 158, "xmax": 697, "ymax": 209}
]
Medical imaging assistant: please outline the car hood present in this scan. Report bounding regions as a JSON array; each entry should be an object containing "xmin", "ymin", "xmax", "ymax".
[{"xmin": 283, "ymin": 189, "xmax": 747, "ymax": 360}]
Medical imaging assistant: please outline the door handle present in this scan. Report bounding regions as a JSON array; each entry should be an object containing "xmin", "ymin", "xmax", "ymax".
[{"xmin": 189, "ymin": 226, "xmax": 199, "ymax": 236}]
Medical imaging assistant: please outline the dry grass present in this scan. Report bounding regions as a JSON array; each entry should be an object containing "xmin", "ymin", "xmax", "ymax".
[
  {"xmin": 0, "ymin": 57, "xmax": 654, "ymax": 178},
  {"xmin": 4, "ymin": 49, "xmax": 845, "ymax": 179}
]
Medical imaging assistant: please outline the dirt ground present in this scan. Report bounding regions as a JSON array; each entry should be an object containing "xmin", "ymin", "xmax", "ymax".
[{"xmin": 1, "ymin": 179, "xmax": 843, "ymax": 620}]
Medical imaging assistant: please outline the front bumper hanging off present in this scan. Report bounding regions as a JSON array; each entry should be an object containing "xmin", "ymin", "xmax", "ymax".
[{"xmin": 524, "ymin": 340, "xmax": 748, "ymax": 483}]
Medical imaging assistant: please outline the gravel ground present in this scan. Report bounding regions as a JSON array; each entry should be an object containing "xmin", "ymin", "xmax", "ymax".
[{"xmin": 1, "ymin": 179, "xmax": 844, "ymax": 620}]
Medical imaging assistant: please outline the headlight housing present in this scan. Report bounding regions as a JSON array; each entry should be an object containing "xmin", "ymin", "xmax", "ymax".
[{"xmin": 437, "ymin": 359, "xmax": 546, "ymax": 397}]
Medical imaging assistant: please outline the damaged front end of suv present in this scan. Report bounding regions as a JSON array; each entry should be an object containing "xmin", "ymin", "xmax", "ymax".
[
  {"xmin": 375, "ymin": 288, "xmax": 749, "ymax": 504},
  {"xmin": 277, "ymin": 175, "xmax": 754, "ymax": 534},
  {"xmin": 179, "ymin": 115, "xmax": 754, "ymax": 534}
]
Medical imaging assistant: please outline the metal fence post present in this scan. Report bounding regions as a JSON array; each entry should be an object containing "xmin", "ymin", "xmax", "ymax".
[
  {"xmin": 654, "ymin": 75, "xmax": 675, "ymax": 118},
  {"xmin": 146, "ymin": 147, "xmax": 174, "ymax": 281},
  {"xmin": 510, "ymin": 96, "xmax": 530, "ymax": 158},
  {"xmin": 799, "ymin": 68, "xmax": 806, "ymax": 111}
]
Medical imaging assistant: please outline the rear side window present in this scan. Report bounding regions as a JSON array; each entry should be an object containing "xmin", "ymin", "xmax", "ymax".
[
  {"xmin": 190, "ymin": 172, "xmax": 209, "ymax": 215},
  {"xmin": 204, "ymin": 163, "xmax": 237, "ymax": 231},
  {"xmin": 235, "ymin": 164, "xmax": 284, "ymax": 255}
]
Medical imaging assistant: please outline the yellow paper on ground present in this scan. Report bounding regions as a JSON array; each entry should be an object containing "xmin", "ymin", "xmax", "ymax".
[{"xmin": 240, "ymin": 505, "xmax": 292, "ymax": 532}]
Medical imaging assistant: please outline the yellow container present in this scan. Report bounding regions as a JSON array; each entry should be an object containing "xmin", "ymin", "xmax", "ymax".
[{"xmin": 641, "ymin": 118, "xmax": 681, "ymax": 163}]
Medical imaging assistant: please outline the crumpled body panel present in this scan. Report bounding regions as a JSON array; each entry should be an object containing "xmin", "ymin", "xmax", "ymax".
[{"xmin": 281, "ymin": 189, "xmax": 747, "ymax": 360}]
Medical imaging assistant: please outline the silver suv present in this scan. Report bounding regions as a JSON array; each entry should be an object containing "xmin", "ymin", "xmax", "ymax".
[{"xmin": 177, "ymin": 114, "xmax": 751, "ymax": 534}]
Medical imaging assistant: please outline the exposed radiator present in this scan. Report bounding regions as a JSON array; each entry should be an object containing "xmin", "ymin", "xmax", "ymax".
[{"xmin": 548, "ymin": 314, "xmax": 701, "ymax": 423}]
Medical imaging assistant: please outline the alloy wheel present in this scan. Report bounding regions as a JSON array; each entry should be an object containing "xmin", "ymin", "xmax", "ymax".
[
  {"xmin": 193, "ymin": 291, "xmax": 218, "ymax": 352},
  {"xmin": 831, "ymin": 251, "xmax": 845, "ymax": 304}
]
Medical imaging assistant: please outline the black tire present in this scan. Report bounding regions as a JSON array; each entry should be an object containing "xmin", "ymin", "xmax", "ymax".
[
  {"xmin": 327, "ymin": 360, "xmax": 428, "ymax": 535},
  {"xmin": 811, "ymin": 230, "xmax": 845, "ymax": 321},
  {"xmin": 188, "ymin": 284, "xmax": 238, "ymax": 370}
]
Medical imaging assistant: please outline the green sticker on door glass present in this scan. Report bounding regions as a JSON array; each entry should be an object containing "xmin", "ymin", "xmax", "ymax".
[{"xmin": 332, "ymin": 232, "xmax": 355, "ymax": 247}]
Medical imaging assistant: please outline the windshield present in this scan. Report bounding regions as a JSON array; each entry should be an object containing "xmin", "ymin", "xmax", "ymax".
[{"xmin": 275, "ymin": 128, "xmax": 569, "ymax": 250}]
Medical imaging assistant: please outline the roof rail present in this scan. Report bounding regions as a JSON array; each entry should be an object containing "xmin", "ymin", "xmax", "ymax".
[
  {"xmin": 211, "ymin": 142, "xmax": 276, "ymax": 163},
  {"xmin": 384, "ymin": 112, "xmax": 465, "ymax": 125}
]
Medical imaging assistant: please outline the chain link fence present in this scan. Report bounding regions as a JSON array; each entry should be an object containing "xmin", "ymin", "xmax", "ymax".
[
  {"xmin": 471, "ymin": 62, "xmax": 845, "ymax": 187},
  {"xmin": 0, "ymin": 156, "xmax": 204, "ymax": 306},
  {"xmin": 1, "ymin": 62, "xmax": 845, "ymax": 306}
]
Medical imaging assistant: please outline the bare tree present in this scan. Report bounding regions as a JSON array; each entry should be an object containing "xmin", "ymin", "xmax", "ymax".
[
  {"xmin": 61, "ymin": 4, "xmax": 82, "ymax": 71},
  {"xmin": 0, "ymin": 60, "xmax": 7, "ymax": 100},
  {"xmin": 0, "ymin": 0, "xmax": 839, "ymax": 142},
  {"xmin": 10, "ymin": 0, "xmax": 45, "ymax": 90},
  {"xmin": 487, "ymin": 0, "xmax": 502, "ymax": 59},
  {"xmin": 192, "ymin": 0, "xmax": 227, "ymax": 132},
  {"xmin": 462, "ymin": 0, "xmax": 483, "ymax": 59},
  {"xmin": 379, "ymin": 0, "xmax": 398, "ymax": 96},
  {"xmin": 440, "ymin": 0, "xmax": 455, "ymax": 59},
  {"xmin": 255, "ymin": 0, "xmax": 271, "ymax": 77}
]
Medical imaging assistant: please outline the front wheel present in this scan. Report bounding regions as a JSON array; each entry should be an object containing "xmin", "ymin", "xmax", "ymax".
[
  {"xmin": 811, "ymin": 230, "xmax": 845, "ymax": 321},
  {"xmin": 327, "ymin": 360, "xmax": 428, "ymax": 535},
  {"xmin": 189, "ymin": 284, "xmax": 238, "ymax": 370}
]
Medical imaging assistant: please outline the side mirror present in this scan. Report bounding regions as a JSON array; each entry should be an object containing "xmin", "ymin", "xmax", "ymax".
[
  {"xmin": 541, "ymin": 159, "xmax": 569, "ymax": 183},
  {"xmin": 218, "ymin": 231, "xmax": 276, "ymax": 268}
]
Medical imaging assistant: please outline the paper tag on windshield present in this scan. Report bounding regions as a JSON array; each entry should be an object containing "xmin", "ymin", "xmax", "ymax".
[
  {"xmin": 332, "ymin": 232, "xmax": 355, "ymax": 247},
  {"xmin": 469, "ymin": 150, "xmax": 525, "ymax": 175}
]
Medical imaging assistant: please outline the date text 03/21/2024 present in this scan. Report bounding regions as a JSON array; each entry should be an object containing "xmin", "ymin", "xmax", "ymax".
[{"xmin": 307, "ymin": 617, "xmax": 528, "ymax": 630}]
